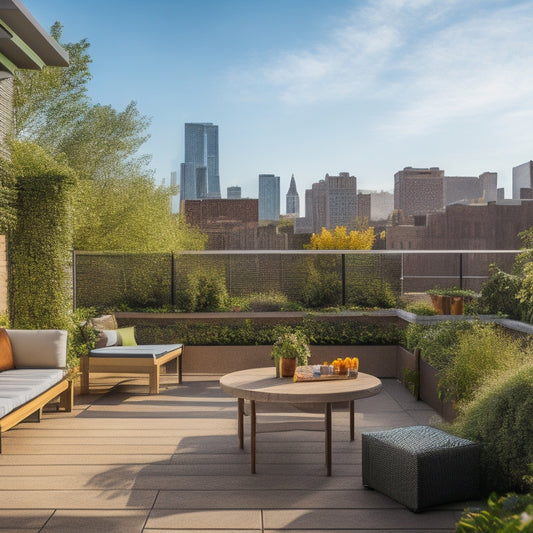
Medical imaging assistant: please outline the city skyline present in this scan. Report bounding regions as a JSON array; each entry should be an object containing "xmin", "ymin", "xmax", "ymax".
[{"xmin": 23, "ymin": 0, "xmax": 533, "ymax": 204}]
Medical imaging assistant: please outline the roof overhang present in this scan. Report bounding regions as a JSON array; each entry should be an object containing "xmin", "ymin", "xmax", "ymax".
[{"xmin": 0, "ymin": 0, "xmax": 68, "ymax": 73}]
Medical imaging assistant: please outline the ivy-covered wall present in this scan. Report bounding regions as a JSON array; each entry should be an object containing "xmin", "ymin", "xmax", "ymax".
[{"xmin": 8, "ymin": 142, "xmax": 76, "ymax": 329}]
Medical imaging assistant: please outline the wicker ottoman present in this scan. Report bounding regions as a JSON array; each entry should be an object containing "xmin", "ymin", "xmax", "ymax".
[{"xmin": 362, "ymin": 425, "xmax": 480, "ymax": 512}]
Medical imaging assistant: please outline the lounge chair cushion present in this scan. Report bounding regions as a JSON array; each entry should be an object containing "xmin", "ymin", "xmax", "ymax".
[
  {"xmin": 0, "ymin": 368, "xmax": 65, "ymax": 418},
  {"xmin": 90, "ymin": 344, "xmax": 181, "ymax": 359}
]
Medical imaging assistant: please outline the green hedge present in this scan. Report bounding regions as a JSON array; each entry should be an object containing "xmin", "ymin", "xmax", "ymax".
[
  {"xmin": 130, "ymin": 316, "xmax": 404, "ymax": 347},
  {"xmin": 8, "ymin": 142, "xmax": 76, "ymax": 329}
]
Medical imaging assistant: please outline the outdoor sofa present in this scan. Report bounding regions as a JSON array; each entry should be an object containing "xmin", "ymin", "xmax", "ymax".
[{"xmin": 0, "ymin": 329, "xmax": 72, "ymax": 453}]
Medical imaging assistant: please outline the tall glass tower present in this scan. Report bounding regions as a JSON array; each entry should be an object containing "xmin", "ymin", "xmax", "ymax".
[
  {"xmin": 258, "ymin": 174, "xmax": 280, "ymax": 221},
  {"xmin": 180, "ymin": 123, "xmax": 221, "ymax": 205}
]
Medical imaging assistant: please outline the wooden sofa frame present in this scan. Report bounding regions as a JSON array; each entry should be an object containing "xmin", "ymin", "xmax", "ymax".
[{"xmin": 0, "ymin": 379, "xmax": 72, "ymax": 453}]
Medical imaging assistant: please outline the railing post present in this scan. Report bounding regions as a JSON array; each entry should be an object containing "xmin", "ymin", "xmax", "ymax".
[
  {"xmin": 171, "ymin": 251, "xmax": 175, "ymax": 308},
  {"xmin": 72, "ymin": 250, "xmax": 76, "ymax": 312},
  {"xmin": 459, "ymin": 253, "xmax": 463, "ymax": 289},
  {"xmin": 341, "ymin": 253, "xmax": 346, "ymax": 306}
]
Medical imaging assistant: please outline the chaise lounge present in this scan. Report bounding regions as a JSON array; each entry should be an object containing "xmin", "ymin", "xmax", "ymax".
[
  {"xmin": 0, "ymin": 329, "xmax": 72, "ymax": 453},
  {"xmin": 80, "ymin": 315, "xmax": 183, "ymax": 395}
]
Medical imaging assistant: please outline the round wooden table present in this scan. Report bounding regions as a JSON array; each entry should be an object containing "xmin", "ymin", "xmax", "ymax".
[{"xmin": 219, "ymin": 367, "xmax": 382, "ymax": 475}]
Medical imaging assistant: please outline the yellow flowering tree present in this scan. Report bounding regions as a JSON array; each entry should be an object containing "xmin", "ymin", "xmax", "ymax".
[{"xmin": 305, "ymin": 226, "xmax": 376, "ymax": 250}]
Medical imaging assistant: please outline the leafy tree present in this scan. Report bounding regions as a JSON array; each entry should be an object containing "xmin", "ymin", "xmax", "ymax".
[
  {"xmin": 73, "ymin": 176, "xmax": 206, "ymax": 252},
  {"xmin": 305, "ymin": 225, "xmax": 376, "ymax": 250},
  {"xmin": 13, "ymin": 22, "xmax": 91, "ymax": 152},
  {"xmin": 13, "ymin": 22, "xmax": 206, "ymax": 252}
]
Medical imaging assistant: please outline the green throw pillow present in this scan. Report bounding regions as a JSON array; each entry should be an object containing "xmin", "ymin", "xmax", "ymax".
[{"xmin": 117, "ymin": 327, "xmax": 137, "ymax": 346}]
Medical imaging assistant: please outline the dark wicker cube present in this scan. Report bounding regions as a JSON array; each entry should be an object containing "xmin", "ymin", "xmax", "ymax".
[{"xmin": 362, "ymin": 425, "xmax": 480, "ymax": 512}]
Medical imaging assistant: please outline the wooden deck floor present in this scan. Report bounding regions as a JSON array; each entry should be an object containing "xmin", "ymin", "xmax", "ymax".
[{"xmin": 0, "ymin": 372, "xmax": 478, "ymax": 532}]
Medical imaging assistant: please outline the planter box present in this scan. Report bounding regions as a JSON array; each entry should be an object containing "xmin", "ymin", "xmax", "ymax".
[
  {"xmin": 183, "ymin": 345, "xmax": 400, "ymax": 377},
  {"xmin": 396, "ymin": 346, "xmax": 456, "ymax": 421}
]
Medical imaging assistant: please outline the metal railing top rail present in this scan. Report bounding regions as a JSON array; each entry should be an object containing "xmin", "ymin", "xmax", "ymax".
[{"xmin": 74, "ymin": 249, "xmax": 529, "ymax": 255}]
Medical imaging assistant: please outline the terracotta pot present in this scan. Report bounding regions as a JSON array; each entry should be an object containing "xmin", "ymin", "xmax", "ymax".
[
  {"xmin": 429, "ymin": 294, "xmax": 451, "ymax": 315},
  {"xmin": 450, "ymin": 296, "xmax": 464, "ymax": 315},
  {"xmin": 279, "ymin": 357, "xmax": 297, "ymax": 377}
]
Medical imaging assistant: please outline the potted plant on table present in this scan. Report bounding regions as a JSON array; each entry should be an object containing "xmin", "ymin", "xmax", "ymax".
[{"xmin": 271, "ymin": 330, "xmax": 311, "ymax": 378}]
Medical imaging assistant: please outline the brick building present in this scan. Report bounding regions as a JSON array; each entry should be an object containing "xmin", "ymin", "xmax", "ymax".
[
  {"xmin": 394, "ymin": 166, "xmax": 498, "ymax": 217},
  {"xmin": 295, "ymin": 172, "xmax": 358, "ymax": 233},
  {"xmin": 386, "ymin": 201, "xmax": 533, "ymax": 291},
  {"xmin": 394, "ymin": 167, "xmax": 444, "ymax": 216},
  {"xmin": 386, "ymin": 201, "xmax": 533, "ymax": 250}
]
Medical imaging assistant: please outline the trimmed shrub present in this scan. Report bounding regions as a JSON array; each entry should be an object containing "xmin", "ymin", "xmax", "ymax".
[
  {"xmin": 8, "ymin": 142, "xmax": 76, "ymax": 329},
  {"xmin": 453, "ymin": 364, "xmax": 533, "ymax": 494}
]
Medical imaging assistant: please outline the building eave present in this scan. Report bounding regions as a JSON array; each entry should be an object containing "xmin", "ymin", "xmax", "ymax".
[{"xmin": 0, "ymin": 0, "xmax": 68, "ymax": 72}]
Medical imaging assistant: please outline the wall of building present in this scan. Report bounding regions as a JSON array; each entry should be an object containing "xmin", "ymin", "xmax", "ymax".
[{"xmin": 386, "ymin": 201, "xmax": 533, "ymax": 251}]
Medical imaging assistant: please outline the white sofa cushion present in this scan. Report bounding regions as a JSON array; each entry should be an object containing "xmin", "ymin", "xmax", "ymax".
[
  {"xmin": 0, "ymin": 368, "xmax": 65, "ymax": 417},
  {"xmin": 6, "ymin": 330, "xmax": 67, "ymax": 369}
]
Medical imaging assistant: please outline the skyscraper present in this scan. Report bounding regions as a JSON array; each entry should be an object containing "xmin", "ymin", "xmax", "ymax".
[
  {"xmin": 512, "ymin": 161, "xmax": 533, "ymax": 200},
  {"xmin": 286, "ymin": 174, "xmax": 300, "ymax": 217},
  {"xmin": 294, "ymin": 172, "xmax": 358, "ymax": 233},
  {"xmin": 227, "ymin": 186, "xmax": 242, "ymax": 199},
  {"xmin": 180, "ymin": 123, "xmax": 221, "ymax": 206},
  {"xmin": 258, "ymin": 174, "xmax": 280, "ymax": 221}
]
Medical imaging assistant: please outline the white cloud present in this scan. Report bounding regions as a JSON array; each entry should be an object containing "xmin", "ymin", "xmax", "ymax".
[{"xmin": 230, "ymin": 0, "xmax": 533, "ymax": 137}]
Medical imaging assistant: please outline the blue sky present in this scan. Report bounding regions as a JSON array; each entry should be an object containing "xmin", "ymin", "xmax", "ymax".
[{"xmin": 23, "ymin": 0, "xmax": 533, "ymax": 208}]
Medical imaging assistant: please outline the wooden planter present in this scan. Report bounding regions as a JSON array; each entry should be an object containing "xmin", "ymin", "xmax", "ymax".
[{"xmin": 429, "ymin": 294, "xmax": 464, "ymax": 315}]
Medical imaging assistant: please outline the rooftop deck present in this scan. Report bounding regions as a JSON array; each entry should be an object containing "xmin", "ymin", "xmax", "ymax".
[{"xmin": 0, "ymin": 371, "xmax": 479, "ymax": 532}]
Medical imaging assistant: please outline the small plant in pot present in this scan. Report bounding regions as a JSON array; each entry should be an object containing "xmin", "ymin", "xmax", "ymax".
[{"xmin": 271, "ymin": 330, "xmax": 311, "ymax": 378}]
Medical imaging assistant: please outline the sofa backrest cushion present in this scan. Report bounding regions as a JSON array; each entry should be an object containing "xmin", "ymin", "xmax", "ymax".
[
  {"xmin": 7, "ymin": 329, "xmax": 68, "ymax": 369},
  {"xmin": 0, "ymin": 328, "xmax": 14, "ymax": 371}
]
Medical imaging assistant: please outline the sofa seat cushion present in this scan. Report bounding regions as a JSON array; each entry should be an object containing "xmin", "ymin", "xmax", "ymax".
[
  {"xmin": 90, "ymin": 344, "xmax": 182, "ymax": 359},
  {"xmin": 0, "ymin": 368, "xmax": 65, "ymax": 418}
]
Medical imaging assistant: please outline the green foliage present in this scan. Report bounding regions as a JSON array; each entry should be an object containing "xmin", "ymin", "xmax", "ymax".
[
  {"xmin": 426, "ymin": 286, "xmax": 477, "ymax": 298},
  {"xmin": 404, "ymin": 320, "xmax": 477, "ymax": 371},
  {"xmin": 7, "ymin": 141, "xmax": 76, "ymax": 329},
  {"xmin": 517, "ymin": 262, "xmax": 533, "ymax": 324},
  {"xmin": 271, "ymin": 330, "xmax": 311, "ymax": 366},
  {"xmin": 438, "ymin": 323, "xmax": 529, "ymax": 406},
  {"xmin": 299, "ymin": 256, "xmax": 342, "ymax": 308},
  {"xmin": 129, "ymin": 317, "xmax": 403, "ymax": 347},
  {"xmin": 13, "ymin": 22, "xmax": 92, "ymax": 149},
  {"xmin": 453, "ymin": 364, "xmax": 533, "ymax": 494},
  {"xmin": 456, "ymin": 491, "xmax": 533, "ymax": 532},
  {"xmin": 347, "ymin": 278, "xmax": 398, "ymax": 308},
  {"xmin": 14, "ymin": 22, "xmax": 206, "ymax": 254},
  {"xmin": 231, "ymin": 291, "xmax": 292, "ymax": 312},
  {"xmin": 477, "ymin": 266, "xmax": 526, "ymax": 321},
  {"xmin": 401, "ymin": 367, "xmax": 419, "ymax": 397},
  {"xmin": 176, "ymin": 269, "xmax": 229, "ymax": 312},
  {"xmin": 65, "ymin": 308, "xmax": 98, "ymax": 374},
  {"xmin": 477, "ymin": 227, "xmax": 533, "ymax": 324},
  {"xmin": 404, "ymin": 302, "xmax": 438, "ymax": 315}
]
